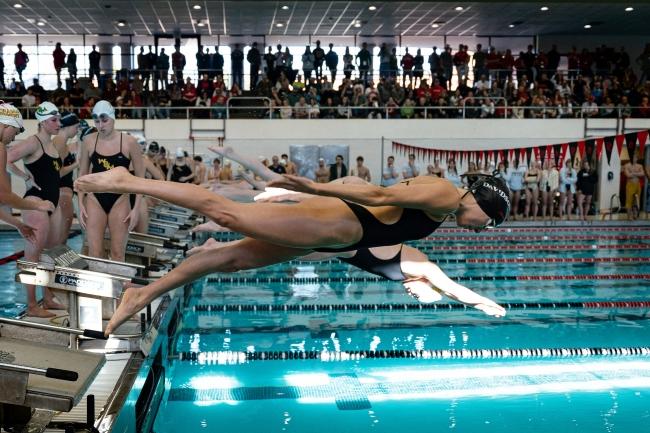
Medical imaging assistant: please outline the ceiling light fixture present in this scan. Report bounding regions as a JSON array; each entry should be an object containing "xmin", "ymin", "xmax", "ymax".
[
  {"xmin": 117, "ymin": 19, "xmax": 126, "ymax": 27},
  {"xmin": 276, "ymin": 22, "xmax": 284, "ymax": 27},
  {"xmin": 197, "ymin": 22, "xmax": 205, "ymax": 27},
  {"xmin": 26, "ymin": 18, "xmax": 35, "ymax": 23},
  {"xmin": 368, "ymin": 5, "xmax": 376, "ymax": 11},
  {"xmin": 432, "ymin": 23, "xmax": 439, "ymax": 28},
  {"xmin": 354, "ymin": 22, "xmax": 362, "ymax": 28},
  {"xmin": 193, "ymin": 4, "xmax": 201, "ymax": 10},
  {"xmin": 281, "ymin": 5, "xmax": 289, "ymax": 10},
  {"xmin": 37, "ymin": 21, "xmax": 45, "ymax": 26},
  {"xmin": 508, "ymin": 24, "xmax": 515, "ymax": 28},
  {"xmin": 13, "ymin": 3, "xmax": 23, "ymax": 8},
  {"xmin": 455, "ymin": 6, "xmax": 463, "ymax": 11},
  {"xmin": 584, "ymin": 24, "xmax": 592, "ymax": 29},
  {"xmin": 625, "ymin": 7, "xmax": 634, "ymax": 11},
  {"xmin": 540, "ymin": 6, "xmax": 549, "ymax": 11}
]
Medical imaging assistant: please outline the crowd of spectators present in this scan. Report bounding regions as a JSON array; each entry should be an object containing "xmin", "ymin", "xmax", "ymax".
[{"xmin": 2, "ymin": 41, "xmax": 650, "ymax": 120}]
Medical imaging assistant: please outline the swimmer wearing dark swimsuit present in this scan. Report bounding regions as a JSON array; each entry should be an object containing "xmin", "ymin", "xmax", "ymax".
[
  {"xmin": 339, "ymin": 246, "xmax": 405, "ymax": 281},
  {"xmin": 170, "ymin": 163, "xmax": 192, "ymax": 182},
  {"xmin": 24, "ymin": 136, "xmax": 62, "ymax": 213},
  {"xmin": 59, "ymin": 152, "xmax": 76, "ymax": 189},
  {"xmin": 315, "ymin": 200, "xmax": 443, "ymax": 253},
  {"xmin": 90, "ymin": 133, "xmax": 131, "ymax": 214}
]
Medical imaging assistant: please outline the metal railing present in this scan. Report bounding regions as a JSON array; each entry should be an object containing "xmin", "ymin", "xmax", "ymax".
[{"xmin": 8, "ymin": 102, "xmax": 650, "ymax": 121}]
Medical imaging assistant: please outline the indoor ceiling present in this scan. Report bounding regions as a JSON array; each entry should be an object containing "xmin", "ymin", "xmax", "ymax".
[{"xmin": 0, "ymin": 1, "xmax": 647, "ymax": 37}]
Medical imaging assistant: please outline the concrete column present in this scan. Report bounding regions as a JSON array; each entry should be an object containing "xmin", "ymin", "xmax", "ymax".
[
  {"xmin": 119, "ymin": 42, "xmax": 132, "ymax": 70},
  {"xmin": 98, "ymin": 42, "xmax": 113, "ymax": 73}
]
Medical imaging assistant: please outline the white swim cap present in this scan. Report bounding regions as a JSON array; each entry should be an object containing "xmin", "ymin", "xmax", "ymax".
[
  {"xmin": 0, "ymin": 101, "xmax": 24, "ymax": 132},
  {"xmin": 92, "ymin": 100, "xmax": 116, "ymax": 120},
  {"xmin": 176, "ymin": 147, "xmax": 185, "ymax": 158},
  {"xmin": 35, "ymin": 101, "xmax": 60, "ymax": 122}
]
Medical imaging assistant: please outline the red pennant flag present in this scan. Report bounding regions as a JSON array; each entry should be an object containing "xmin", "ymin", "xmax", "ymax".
[
  {"xmin": 595, "ymin": 138, "xmax": 604, "ymax": 161},
  {"xmin": 624, "ymin": 132, "xmax": 637, "ymax": 160},
  {"xmin": 615, "ymin": 134, "xmax": 625, "ymax": 157},
  {"xmin": 584, "ymin": 139, "xmax": 595, "ymax": 161},
  {"xmin": 577, "ymin": 140, "xmax": 585, "ymax": 158},
  {"xmin": 560, "ymin": 143, "xmax": 569, "ymax": 164},
  {"xmin": 638, "ymin": 130, "xmax": 648, "ymax": 158}
]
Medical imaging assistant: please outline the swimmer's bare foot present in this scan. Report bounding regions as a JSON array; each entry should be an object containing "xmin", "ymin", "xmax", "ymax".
[
  {"xmin": 439, "ymin": 286, "xmax": 506, "ymax": 317},
  {"xmin": 42, "ymin": 299, "xmax": 67, "ymax": 310},
  {"xmin": 105, "ymin": 286, "xmax": 145, "ymax": 337},
  {"xmin": 75, "ymin": 167, "xmax": 131, "ymax": 194},
  {"xmin": 186, "ymin": 237, "xmax": 218, "ymax": 256},
  {"xmin": 191, "ymin": 220, "xmax": 229, "ymax": 233},
  {"xmin": 26, "ymin": 305, "xmax": 56, "ymax": 318}
]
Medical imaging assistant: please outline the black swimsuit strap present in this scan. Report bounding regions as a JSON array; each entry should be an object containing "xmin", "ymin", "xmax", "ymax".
[{"xmin": 94, "ymin": 132, "xmax": 99, "ymax": 153}]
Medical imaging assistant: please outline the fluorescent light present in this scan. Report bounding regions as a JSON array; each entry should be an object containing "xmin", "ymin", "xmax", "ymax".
[
  {"xmin": 540, "ymin": 6, "xmax": 549, "ymax": 11},
  {"xmin": 584, "ymin": 24, "xmax": 592, "ymax": 29},
  {"xmin": 354, "ymin": 23, "xmax": 362, "ymax": 27},
  {"xmin": 508, "ymin": 24, "xmax": 515, "ymax": 28},
  {"xmin": 368, "ymin": 5, "xmax": 376, "ymax": 11},
  {"xmin": 281, "ymin": 5, "xmax": 289, "ymax": 10},
  {"xmin": 276, "ymin": 22, "xmax": 284, "ymax": 27},
  {"xmin": 13, "ymin": 3, "xmax": 22, "ymax": 8},
  {"xmin": 625, "ymin": 6, "xmax": 634, "ymax": 11},
  {"xmin": 193, "ymin": 4, "xmax": 201, "ymax": 10},
  {"xmin": 455, "ymin": 6, "xmax": 463, "ymax": 11},
  {"xmin": 37, "ymin": 21, "xmax": 45, "ymax": 26},
  {"xmin": 432, "ymin": 23, "xmax": 439, "ymax": 28},
  {"xmin": 197, "ymin": 22, "xmax": 205, "ymax": 27}
]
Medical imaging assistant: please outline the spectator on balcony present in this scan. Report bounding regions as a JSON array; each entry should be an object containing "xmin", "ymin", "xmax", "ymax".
[
  {"xmin": 566, "ymin": 46, "xmax": 579, "ymax": 80},
  {"xmin": 14, "ymin": 43, "xmax": 29, "ymax": 83},
  {"xmin": 197, "ymin": 73, "xmax": 212, "ymax": 96},
  {"xmin": 473, "ymin": 44, "xmax": 487, "ymax": 80},
  {"xmin": 137, "ymin": 47, "xmax": 148, "ymax": 87},
  {"xmin": 59, "ymin": 96, "xmax": 74, "ymax": 113},
  {"xmin": 302, "ymin": 46, "xmax": 315, "ymax": 80},
  {"xmin": 385, "ymin": 96, "xmax": 400, "ymax": 119},
  {"xmin": 401, "ymin": 47, "xmax": 414, "ymax": 86},
  {"xmin": 412, "ymin": 49, "xmax": 424, "ymax": 87},
  {"xmin": 579, "ymin": 48, "xmax": 593, "ymax": 77},
  {"xmin": 581, "ymin": 95, "xmax": 599, "ymax": 118},
  {"xmin": 400, "ymin": 96, "xmax": 415, "ymax": 119},
  {"xmin": 196, "ymin": 45, "xmax": 209, "ymax": 78},
  {"xmin": 453, "ymin": 44, "xmax": 469, "ymax": 82},
  {"xmin": 264, "ymin": 46, "xmax": 276, "ymax": 80},
  {"xmin": 172, "ymin": 45, "xmax": 186, "ymax": 85},
  {"xmin": 429, "ymin": 46, "xmax": 441, "ymax": 81},
  {"xmin": 534, "ymin": 49, "xmax": 548, "ymax": 77},
  {"xmin": 337, "ymin": 96, "xmax": 351, "ymax": 119},
  {"xmin": 52, "ymin": 43, "xmax": 66, "ymax": 88},
  {"xmin": 474, "ymin": 74, "xmax": 490, "ymax": 93},
  {"xmin": 599, "ymin": 96, "xmax": 616, "ymax": 118},
  {"xmin": 231, "ymin": 44, "xmax": 244, "ymax": 89},
  {"xmin": 247, "ymin": 42, "xmax": 261, "ymax": 89},
  {"xmin": 211, "ymin": 46, "xmax": 224, "ymax": 79},
  {"xmin": 146, "ymin": 46, "xmax": 157, "ymax": 89},
  {"xmin": 195, "ymin": 91, "xmax": 210, "ymax": 118},
  {"xmin": 130, "ymin": 90, "xmax": 143, "ymax": 119},
  {"xmin": 557, "ymin": 96, "xmax": 574, "ymax": 118},
  {"xmin": 521, "ymin": 45, "xmax": 536, "ymax": 81},
  {"xmin": 155, "ymin": 89, "xmax": 171, "ymax": 119},
  {"xmin": 617, "ymin": 95, "xmax": 633, "ymax": 118},
  {"xmin": 320, "ymin": 97, "xmax": 337, "ymax": 119},
  {"xmin": 280, "ymin": 98, "xmax": 292, "ymax": 119},
  {"xmin": 210, "ymin": 87, "xmax": 228, "ymax": 119},
  {"xmin": 343, "ymin": 47, "xmax": 354, "ymax": 80},
  {"xmin": 157, "ymin": 48, "xmax": 169, "ymax": 90},
  {"xmin": 313, "ymin": 40, "xmax": 325, "ymax": 80},
  {"xmin": 294, "ymin": 96, "xmax": 310, "ymax": 119},
  {"xmin": 182, "ymin": 78, "xmax": 198, "ymax": 107},
  {"xmin": 21, "ymin": 88, "xmax": 36, "ymax": 112},
  {"xmin": 378, "ymin": 43, "xmax": 390, "ymax": 79},
  {"xmin": 547, "ymin": 45, "xmax": 560, "ymax": 78},
  {"xmin": 637, "ymin": 96, "xmax": 650, "ymax": 118},
  {"xmin": 356, "ymin": 42, "xmax": 371, "ymax": 84},
  {"xmin": 79, "ymin": 97, "xmax": 96, "ymax": 120},
  {"xmin": 325, "ymin": 43, "xmax": 338, "ymax": 83}
]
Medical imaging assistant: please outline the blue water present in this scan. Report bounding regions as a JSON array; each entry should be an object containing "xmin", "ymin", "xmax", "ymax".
[{"xmin": 143, "ymin": 225, "xmax": 650, "ymax": 433}]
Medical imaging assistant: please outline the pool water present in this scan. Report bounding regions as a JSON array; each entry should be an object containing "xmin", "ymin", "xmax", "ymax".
[{"xmin": 145, "ymin": 225, "xmax": 650, "ymax": 433}]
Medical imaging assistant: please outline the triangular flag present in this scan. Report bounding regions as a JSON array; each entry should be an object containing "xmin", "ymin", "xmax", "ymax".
[
  {"xmin": 525, "ymin": 147, "xmax": 533, "ymax": 166},
  {"xmin": 638, "ymin": 130, "xmax": 648, "ymax": 159},
  {"xmin": 568, "ymin": 141, "xmax": 578, "ymax": 163},
  {"xmin": 615, "ymin": 134, "xmax": 625, "ymax": 157},
  {"xmin": 553, "ymin": 144, "xmax": 562, "ymax": 167},
  {"xmin": 584, "ymin": 139, "xmax": 594, "ymax": 161},
  {"xmin": 577, "ymin": 140, "xmax": 586, "ymax": 158},
  {"xmin": 625, "ymin": 132, "xmax": 637, "ymax": 161},
  {"xmin": 604, "ymin": 136, "xmax": 615, "ymax": 165},
  {"xmin": 560, "ymin": 143, "xmax": 569, "ymax": 165},
  {"xmin": 595, "ymin": 138, "xmax": 604, "ymax": 161}
]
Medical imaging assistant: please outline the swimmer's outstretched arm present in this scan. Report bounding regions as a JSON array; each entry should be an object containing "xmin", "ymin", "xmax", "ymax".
[
  {"xmin": 399, "ymin": 245, "xmax": 506, "ymax": 317},
  {"xmin": 210, "ymin": 146, "xmax": 283, "ymax": 182},
  {"xmin": 268, "ymin": 174, "xmax": 460, "ymax": 212},
  {"xmin": 105, "ymin": 237, "xmax": 308, "ymax": 336}
]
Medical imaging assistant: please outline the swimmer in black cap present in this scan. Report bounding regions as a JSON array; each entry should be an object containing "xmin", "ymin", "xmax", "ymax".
[{"xmin": 76, "ymin": 162, "xmax": 510, "ymax": 334}]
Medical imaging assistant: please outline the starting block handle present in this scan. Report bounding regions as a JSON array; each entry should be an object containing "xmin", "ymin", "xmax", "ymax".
[
  {"xmin": 83, "ymin": 329, "xmax": 108, "ymax": 340},
  {"xmin": 45, "ymin": 367, "xmax": 79, "ymax": 382}
]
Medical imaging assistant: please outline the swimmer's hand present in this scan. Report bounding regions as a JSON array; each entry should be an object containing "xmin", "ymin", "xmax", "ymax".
[
  {"xmin": 267, "ymin": 175, "xmax": 317, "ymax": 194},
  {"xmin": 253, "ymin": 187, "xmax": 302, "ymax": 202},
  {"xmin": 34, "ymin": 199, "xmax": 55, "ymax": 213}
]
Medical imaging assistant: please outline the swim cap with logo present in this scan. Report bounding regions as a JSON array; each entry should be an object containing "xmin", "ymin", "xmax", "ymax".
[
  {"xmin": 60, "ymin": 111, "xmax": 80, "ymax": 128},
  {"xmin": 35, "ymin": 101, "xmax": 60, "ymax": 122},
  {"xmin": 469, "ymin": 175, "xmax": 511, "ymax": 227},
  {"xmin": 0, "ymin": 101, "xmax": 24, "ymax": 132}
]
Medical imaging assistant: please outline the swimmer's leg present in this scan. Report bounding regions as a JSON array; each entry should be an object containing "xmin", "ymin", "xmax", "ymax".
[{"xmin": 105, "ymin": 238, "xmax": 307, "ymax": 335}]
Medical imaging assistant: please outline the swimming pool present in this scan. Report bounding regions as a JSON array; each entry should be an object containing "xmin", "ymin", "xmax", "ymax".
[{"xmin": 4, "ymin": 225, "xmax": 649, "ymax": 432}]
